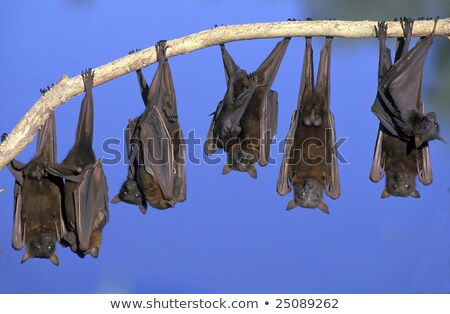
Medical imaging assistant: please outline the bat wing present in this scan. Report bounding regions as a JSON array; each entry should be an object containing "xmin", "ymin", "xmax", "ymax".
[
  {"xmin": 325, "ymin": 112, "xmax": 340, "ymax": 199},
  {"xmin": 203, "ymin": 100, "xmax": 223, "ymax": 155},
  {"xmin": 74, "ymin": 160, "xmax": 109, "ymax": 252},
  {"xmin": 11, "ymin": 179, "xmax": 25, "ymax": 250},
  {"xmin": 220, "ymin": 44, "xmax": 238, "ymax": 84},
  {"xmin": 7, "ymin": 161, "xmax": 25, "ymax": 184},
  {"xmin": 417, "ymin": 144, "xmax": 432, "ymax": 185},
  {"xmin": 35, "ymin": 113, "xmax": 58, "ymax": 163},
  {"xmin": 255, "ymin": 38, "xmax": 289, "ymax": 167},
  {"xmin": 276, "ymin": 110, "xmax": 298, "ymax": 196},
  {"xmin": 374, "ymin": 34, "xmax": 434, "ymax": 137},
  {"xmin": 416, "ymin": 101, "xmax": 432, "ymax": 185},
  {"xmin": 140, "ymin": 106, "xmax": 174, "ymax": 200},
  {"xmin": 174, "ymin": 128, "xmax": 187, "ymax": 202},
  {"xmin": 253, "ymin": 37, "xmax": 290, "ymax": 87},
  {"xmin": 7, "ymin": 161, "xmax": 26, "ymax": 247},
  {"xmin": 209, "ymin": 70, "xmax": 256, "ymax": 152},
  {"xmin": 369, "ymin": 127, "xmax": 385, "ymax": 182},
  {"xmin": 202, "ymin": 44, "xmax": 239, "ymax": 155},
  {"xmin": 125, "ymin": 118, "xmax": 140, "ymax": 178},
  {"xmin": 259, "ymin": 90, "xmax": 278, "ymax": 166}
]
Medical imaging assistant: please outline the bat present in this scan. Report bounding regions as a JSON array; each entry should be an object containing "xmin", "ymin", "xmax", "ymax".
[
  {"xmin": 371, "ymin": 17, "xmax": 445, "ymax": 149},
  {"xmin": 47, "ymin": 69, "xmax": 109, "ymax": 258},
  {"xmin": 112, "ymin": 41, "xmax": 186, "ymax": 212},
  {"xmin": 277, "ymin": 37, "xmax": 340, "ymax": 213},
  {"xmin": 6, "ymin": 111, "xmax": 65, "ymax": 265},
  {"xmin": 370, "ymin": 20, "xmax": 433, "ymax": 198},
  {"xmin": 204, "ymin": 37, "xmax": 290, "ymax": 178}
]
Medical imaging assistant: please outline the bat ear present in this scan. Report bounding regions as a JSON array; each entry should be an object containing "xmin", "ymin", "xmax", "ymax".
[
  {"xmin": 111, "ymin": 194, "xmax": 121, "ymax": 204},
  {"xmin": 21, "ymin": 251, "xmax": 31, "ymax": 264},
  {"xmin": 414, "ymin": 135, "xmax": 424, "ymax": 148},
  {"xmin": 89, "ymin": 247, "xmax": 99, "ymax": 258},
  {"xmin": 436, "ymin": 135, "xmax": 446, "ymax": 144},
  {"xmin": 286, "ymin": 199, "xmax": 297, "ymax": 210},
  {"xmin": 410, "ymin": 189, "xmax": 421, "ymax": 198},
  {"xmin": 49, "ymin": 254, "xmax": 60, "ymax": 266},
  {"xmin": 222, "ymin": 164, "xmax": 232, "ymax": 175},
  {"xmin": 381, "ymin": 189, "xmax": 391, "ymax": 198},
  {"xmin": 139, "ymin": 202, "xmax": 148, "ymax": 215},
  {"xmin": 247, "ymin": 166, "xmax": 257, "ymax": 179},
  {"xmin": 318, "ymin": 201, "xmax": 329, "ymax": 214}
]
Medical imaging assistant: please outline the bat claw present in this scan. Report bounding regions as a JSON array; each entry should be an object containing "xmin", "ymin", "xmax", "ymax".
[
  {"xmin": 156, "ymin": 40, "xmax": 168, "ymax": 61},
  {"xmin": 1, "ymin": 133, "xmax": 8, "ymax": 143},
  {"xmin": 128, "ymin": 48, "xmax": 141, "ymax": 55},
  {"xmin": 81, "ymin": 68, "xmax": 94, "ymax": 91}
]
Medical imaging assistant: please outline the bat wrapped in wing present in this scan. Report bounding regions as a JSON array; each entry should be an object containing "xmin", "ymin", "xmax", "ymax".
[
  {"xmin": 112, "ymin": 41, "xmax": 186, "ymax": 212},
  {"xmin": 5, "ymin": 110, "xmax": 66, "ymax": 265},
  {"xmin": 370, "ymin": 19, "xmax": 433, "ymax": 198},
  {"xmin": 277, "ymin": 37, "xmax": 340, "ymax": 213},
  {"xmin": 371, "ymin": 17, "xmax": 445, "ymax": 148},
  {"xmin": 204, "ymin": 38, "xmax": 290, "ymax": 179},
  {"xmin": 47, "ymin": 69, "xmax": 109, "ymax": 258}
]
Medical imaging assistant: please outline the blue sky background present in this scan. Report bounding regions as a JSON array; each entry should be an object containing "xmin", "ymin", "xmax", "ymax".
[{"xmin": 0, "ymin": 0, "xmax": 449, "ymax": 293}]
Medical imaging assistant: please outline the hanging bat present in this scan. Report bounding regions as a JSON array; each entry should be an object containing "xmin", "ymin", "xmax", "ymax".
[
  {"xmin": 47, "ymin": 69, "xmax": 109, "ymax": 258},
  {"xmin": 204, "ymin": 37, "xmax": 290, "ymax": 178},
  {"xmin": 370, "ymin": 20, "xmax": 433, "ymax": 197},
  {"xmin": 277, "ymin": 37, "xmax": 340, "ymax": 213},
  {"xmin": 371, "ymin": 17, "xmax": 445, "ymax": 149},
  {"xmin": 5, "ymin": 111, "xmax": 66, "ymax": 265},
  {"xmin": 112, "ymin": 41, "xmax": 186, "ymax": 212}
]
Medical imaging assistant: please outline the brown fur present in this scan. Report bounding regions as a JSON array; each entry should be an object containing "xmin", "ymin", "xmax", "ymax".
[{"xmin": 380, "ymin": 131, "xmax": 421, "ymax": 197}]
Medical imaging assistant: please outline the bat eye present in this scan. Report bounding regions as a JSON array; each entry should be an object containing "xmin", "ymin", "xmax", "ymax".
[
  {"xmin": 135, "ymin": 194, "xmax": 139, "ymax": 198},
  {"xmin": 424, "ymin": 124, "xmax": 429, "ymax": 129},
  {"xmin": 435, "ymin": 123, "xmax": 438, "ymax": 128},
  {"xmin": 123, "ymin": 191, "xmax": 128, "ymax": 195},
  {"xmin": 405, "ymin": 184, "xmax": 409, "ymax": 189},
  {"xmin": 394, "ymin": 184, "xmax": 398, "ymax": 188}
]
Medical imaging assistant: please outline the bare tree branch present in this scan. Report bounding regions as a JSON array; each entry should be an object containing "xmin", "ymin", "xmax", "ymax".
[{"xmin": 0, "ymin": 19, "xmax": 449, "ymax": 170}]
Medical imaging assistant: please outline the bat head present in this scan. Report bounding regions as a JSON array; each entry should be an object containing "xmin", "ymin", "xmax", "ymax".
[
  {"xmin": 415, "ymin": 112, "xmax": 445, "ymax": 147},
  {"xmin": 113, "ymin": 179, "xmax": 147, "ymax": 214},
  {"xmin": 23, "ymin": 233, "xmax": 59, "ymax": 266},
  {"xmin": 288, "ymin": 178, "xmax": 329, "ymax": 214},
  {"xmin": 383, "ymin": 172, "xmax": 420, "ymax": 198},
  {"xmin": 222, "ymin": 146, "xmax": 258, "ymax": 179}
]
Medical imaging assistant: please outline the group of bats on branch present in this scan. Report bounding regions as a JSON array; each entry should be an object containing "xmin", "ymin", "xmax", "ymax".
[{"xmin": 1, "ymin": 17, "xmax": 445, "ymax": 265}]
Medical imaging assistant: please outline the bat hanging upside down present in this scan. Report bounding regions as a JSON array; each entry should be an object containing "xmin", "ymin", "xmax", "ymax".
[
  {"xmin": 277, "ymin": 37, "xmax": 340, "ymax": 214},
  {"xmin": 47, "ymin": 69, "xmax": 109, "ymax": 258},
  {"xmin": 371, "ymin": 17, "xmax": 445, "ymax": 148},
  {"xmin": 204, "ymin": 37, "xmax": 290, "ymax": 179},
  {"xmin": 112, "ymin": 41, "xmax": 187, "ymax": 213},
  {"xmin": 370, "ymin": 18, "xmax": 442, "ymax": 198},
  {"xmin": 5, "ymin": 111, "xmax": 66, "ymax": 265}
]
